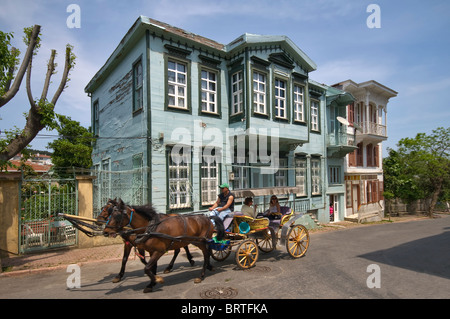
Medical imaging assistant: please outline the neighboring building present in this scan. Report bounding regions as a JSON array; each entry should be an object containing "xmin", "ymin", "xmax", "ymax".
[
  {"xmin": 332, "ymin": 80, "xmax": 397, "ymax": 222},
  {"xmin": 85, "ymin": 16, "xmax": 355, "ymax": 223}
]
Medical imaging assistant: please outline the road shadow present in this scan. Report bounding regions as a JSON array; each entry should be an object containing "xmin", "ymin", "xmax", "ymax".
[{"xmin": 358, "ymin": 227, "xmax": 450, "ymax": 280}]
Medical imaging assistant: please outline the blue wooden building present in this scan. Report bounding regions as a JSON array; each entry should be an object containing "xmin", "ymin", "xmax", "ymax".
[{"xmin": 85, "ymin": 16, "xmax": 355, "ymax": 224}]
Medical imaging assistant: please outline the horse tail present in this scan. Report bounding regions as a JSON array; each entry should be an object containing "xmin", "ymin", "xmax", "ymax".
[{"xmin": 209, "ymin": 216, "xmax": 225, "ymax": 241}]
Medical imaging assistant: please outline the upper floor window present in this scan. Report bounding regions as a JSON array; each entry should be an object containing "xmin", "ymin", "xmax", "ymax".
[
  {"xmin": 275, "ymin": 158, "xmax": 287, "ymax": 186},
  {"xmin": 311, "ymin": 100, "xmax": 320, "ymax": 132},
  {"xmin": 274, "ymin": 79, "xmax": 287, "ymax": 119},
  {"xmin": 93, "ymin": 100, "xmax": 99, "ymax": 135},
  {"xmin": 168, "ymin": 60, "xmax": 187, "ymax": 109},
  {"xmin": 201, "ymin": 69, "xmax": 217, "ymax": 114},
  {"xmin": 293, "ymin": 85, "xmax": 305, "ymax": 122},
  {"xmin": 133, "ymin": 60, "xmax": 143, "ymax": 112},
  {"xmin": 231, "ymin": 71, "xmax": 243, "ymax": 115},
  {"xmin": 253, "ymin": 71, "xmax": 266, "ymax": 115}
]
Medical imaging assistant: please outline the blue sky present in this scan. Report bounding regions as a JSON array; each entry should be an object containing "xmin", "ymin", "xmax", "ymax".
[{"xmin": 1, "ymin": 0, "xmax": 449, "ymax": 156}]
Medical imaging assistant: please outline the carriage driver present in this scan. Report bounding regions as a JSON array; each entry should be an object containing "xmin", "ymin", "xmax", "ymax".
[{"xmin": 209, "ymin": 183, "xmax": 235, "ymax": 221}]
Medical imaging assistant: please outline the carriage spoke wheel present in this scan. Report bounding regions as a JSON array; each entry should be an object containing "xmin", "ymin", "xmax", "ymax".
[
  {"xmin": 235, "ymin": 239, "xmax": 259, "ymax": 269},
  {"xmin": 256, "ymin": 227, "xmax": 276, "ymax": 253},
  {"xmin": 210, "ymin": 245, "xmax": 232, "ymax": 262},
  {"xmin": 286, "ymin": 225, "xmax": 309, "ymax": 258}
]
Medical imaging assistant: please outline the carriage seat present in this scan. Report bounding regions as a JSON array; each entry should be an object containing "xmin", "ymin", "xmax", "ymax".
[
  {"xmin": 269, "ymin": 206, "xmax": 292, "ymax": 228},
  {"xmin": 223, "ymin": 212, "xmax": 243, "ymax": 231}
]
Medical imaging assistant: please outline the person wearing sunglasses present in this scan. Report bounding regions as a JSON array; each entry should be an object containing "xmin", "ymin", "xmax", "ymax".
[{"xmin": 265, "ymin": 195, "xmax": 281, "ymax": 220}]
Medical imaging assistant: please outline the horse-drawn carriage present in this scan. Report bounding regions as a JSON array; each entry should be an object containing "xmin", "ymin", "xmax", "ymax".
[
  {"xmin": 60, "ymin": 187, "xmax": 310, "ymax": 292},
  {"xmin": 209, "ymin": 187, "xmax": 310, "ymax": 269}
]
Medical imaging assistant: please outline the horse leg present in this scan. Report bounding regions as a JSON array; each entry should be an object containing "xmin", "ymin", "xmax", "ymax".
[
  {"xmin": 193, "ymin": 243, "xmax": 211, "ymax": 284},
  {"xmin": 113, "ymin": 242, "xmax": 133, "ymax": 283},
  {"xmin": 184, "ymin": 245, "xmax": 195, "ymax": 266},
  {"xmin": 164, "ymin": 248, "xmax": 180, "ymax": 273},
  {"xmin": 137, "ymin": 248, "xmax": 147, "ymax": 266},
  {"xmin": 143, "ymin": 251, "xmax": 165, "ymax": 293}
]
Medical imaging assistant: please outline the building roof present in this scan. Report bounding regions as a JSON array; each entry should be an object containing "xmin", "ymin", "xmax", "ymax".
[
  {"xmin": 85, "ymin": 16, "xmax": 317, "ymax": 93},
  {"xmin": 333, "ymin": 79, "xmax": 398, "ymax": 99},
  {"xmin": 5, "ymin": 160, "xmax": 53, "ymax": 173}
]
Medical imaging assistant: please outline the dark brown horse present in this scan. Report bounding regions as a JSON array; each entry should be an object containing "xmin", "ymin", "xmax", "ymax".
[
  {"xmin": 103, "ymin": 200, "xmax": 224, "ymax": 293},
  {"xmin": 97, "ymin": 198, "xmax": 194, "ymax": 283}
]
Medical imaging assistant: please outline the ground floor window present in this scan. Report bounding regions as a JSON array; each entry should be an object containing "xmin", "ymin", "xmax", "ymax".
[
  {"xmin": 168, "ymin": 149, "xmax": 191, "ymax": 209},
  {"xmin": 201, "ymin": 151, "xmax": 219, "ymax": 206}
]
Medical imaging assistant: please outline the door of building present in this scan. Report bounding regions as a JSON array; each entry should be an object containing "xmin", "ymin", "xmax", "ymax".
[{"xmin": 352, "ymin": 184, "xmax": 360, "ymax": 215}]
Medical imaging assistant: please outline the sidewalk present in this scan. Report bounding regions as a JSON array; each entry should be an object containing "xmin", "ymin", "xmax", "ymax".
[{"xmin": 0, "ymin": 212, "xmax": 439, "ymax": 277}]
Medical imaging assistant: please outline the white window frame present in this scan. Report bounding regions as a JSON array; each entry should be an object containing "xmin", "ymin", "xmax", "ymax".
[
  {"xmin": 275, "ymin": 158, "xmax": 287, "ymax": 186},
  {"xmin": 311, "ymin": 99, "xmax": 319, "ymax": 132},
  {"xmin": 232, "ymin": 163, "xmax": 249, "ymax": 190},
  {"xmin": 231, "ymin": 71, "xmax": 243, "ymax": 115},
  {"xmin": 168, "ymin": 151, "xmax": 191, "ymax": 209},
  {"xmin": 168, "ymin": 60, "xmax": 187, "ymax": 109},
  {"xmin": 295, "ymin": 157, "xmax": 307, "ymax": 196},
  {"xmin": 253, "ymin": 71, "xmax": 266, "ymax": 115},
  {"xmin": 201, "ymin": 69, "xmax": 217, "ymax": 114},
  {"xmin": 275, "ymin": 79, "xmax": 287, "ymax": 119},
  {"xmin": 293, "ymin": 85, "xmax": 304, "ymax": 122},
  {"xmin": 201, "ymin": 153, "xmax": 219, "ymax": 206},
  {"xmin": 311, "ymin": 158, "xmax": 321, "ymax": 195}
]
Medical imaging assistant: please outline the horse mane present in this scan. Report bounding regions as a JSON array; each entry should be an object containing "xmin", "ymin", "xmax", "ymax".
[{"xmin": 117, "ymin": 198, "xmax": 160, "ymax": 222}]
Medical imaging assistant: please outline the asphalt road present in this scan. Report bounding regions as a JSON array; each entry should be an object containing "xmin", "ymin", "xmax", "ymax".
[{"xmin": 1, "ymin": 215, "xmax": 449, "ymax": 300}]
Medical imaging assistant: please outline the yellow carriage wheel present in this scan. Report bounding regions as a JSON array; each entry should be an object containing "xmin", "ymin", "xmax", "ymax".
[
  {"xmin": 235, "ymin": 239, "xmax": 259, "ymax": 269},
  {"xmin": 286, "ymin": 225, "xmax": 309, "ymax": 258}
]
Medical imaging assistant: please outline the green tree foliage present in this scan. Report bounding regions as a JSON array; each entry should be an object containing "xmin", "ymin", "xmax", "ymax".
[
  {"xmin": 47, "ymin": 115, "xmax": 93, "ymax": 170},
  {"xmin": 384, "ymin": 127, "xmax": 450, "ymax": 217}
]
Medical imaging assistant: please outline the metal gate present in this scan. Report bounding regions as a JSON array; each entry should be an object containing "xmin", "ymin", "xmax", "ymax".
[{"xmin": 19, "ymin": 172, "xmax": 78, "ymax": 253}]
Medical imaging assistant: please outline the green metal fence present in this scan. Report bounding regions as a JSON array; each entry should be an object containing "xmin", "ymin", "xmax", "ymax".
[{"xmin": 19, "ymin": 173, "xmax": 78, "ymax": 253}]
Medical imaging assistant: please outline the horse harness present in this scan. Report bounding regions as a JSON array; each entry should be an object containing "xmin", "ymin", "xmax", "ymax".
[{"xmin": 107, "ymin": 207, "xmax": 211, "ymax": 250}]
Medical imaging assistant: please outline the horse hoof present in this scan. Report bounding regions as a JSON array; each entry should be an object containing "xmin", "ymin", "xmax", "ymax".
[
  {"xmin": 194, "ymin": 278, "xmax": 202, "ymax": 284},
  {"xmin": 189, "ymin": 260, "xmax": 195, "ymax": 266},
  {"xmin": 112, "ymin": 276, "xmax": 122, "ymax": 283},
  {"xmin": 155, "ymin": 275, "xmax": 165, "ymax": 284},
  {"xmin": 143, "ymin": 287, "xmax": 153, "ymax": 293},
  {"xmin": 163, "ymin": 268, "xmax": 172, "ymax": 274}
]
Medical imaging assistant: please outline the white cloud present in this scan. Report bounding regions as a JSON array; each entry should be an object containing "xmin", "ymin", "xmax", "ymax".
[{"xmin": 311, "ymin": 58, "xmax": 394, "ymax": 85}]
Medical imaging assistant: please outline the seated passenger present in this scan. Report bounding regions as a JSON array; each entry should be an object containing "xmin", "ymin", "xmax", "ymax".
[
  {"xmin": 209, "ymin": 183, "xmax": 235, "ymax": 221},
  {"xmin": 265, "ymin": 195, "xmax": 282, "ymax": 220},
  {"xmin": 241, "ymin": 197, "xmax": 258, "ymax": 219}
]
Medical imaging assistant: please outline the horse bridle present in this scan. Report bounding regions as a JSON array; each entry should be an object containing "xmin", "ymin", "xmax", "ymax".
[{"xmin": 104, "ymin": 206, "xmax": 134, "ymax": 232}]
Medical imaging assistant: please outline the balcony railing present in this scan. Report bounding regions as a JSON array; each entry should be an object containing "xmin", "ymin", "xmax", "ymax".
[
  {"xmin": 355, "ymin": 122, "xmax": 387, "ymax": 137},
  {"xmin": 327, "ymin": 132, "xmax": 355, "ymax": 147}
]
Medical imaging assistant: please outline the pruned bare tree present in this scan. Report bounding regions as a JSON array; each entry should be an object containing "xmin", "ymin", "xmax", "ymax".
[{"xmin": 0, "ymin": 24, "xmax": 76, "ymax": 167}]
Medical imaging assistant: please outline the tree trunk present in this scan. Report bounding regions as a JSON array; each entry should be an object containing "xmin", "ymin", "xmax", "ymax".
[{"xmin": 428, "ymin": 181, "xmax": 442, "ymax": 218}]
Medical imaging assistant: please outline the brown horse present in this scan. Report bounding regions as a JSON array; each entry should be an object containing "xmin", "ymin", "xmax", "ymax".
[
  {"xmin": 103, "ymin": 200, "xmax": 224, "ymax": 293},
  {"xmin": 97, "ymin": 199, "xmax": 194, "ymax": 283}
]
